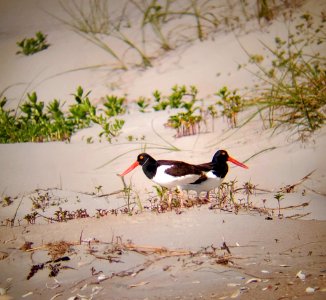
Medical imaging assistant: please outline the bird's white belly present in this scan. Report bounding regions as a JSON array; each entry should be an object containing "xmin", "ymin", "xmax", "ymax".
[
  {"xmin": 152, "ymin": 165, "xmax": 201, "ymax": 189},
  {"xmin": 180, "ymin": 171, "xmax": 223, "ymax": 193}
]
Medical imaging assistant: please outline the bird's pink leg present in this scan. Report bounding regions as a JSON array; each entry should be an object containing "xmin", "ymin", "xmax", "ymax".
[
  {"xmin": 179, "ymin": 188, "xmax": 184, "ymax": 208},
  {"xmin": 205, "ymin": 191, "xmax": 210, "ymax": 202},
  {"xmin": 167, "ymin": 190, "xmax": 172, "ymax": 209}
]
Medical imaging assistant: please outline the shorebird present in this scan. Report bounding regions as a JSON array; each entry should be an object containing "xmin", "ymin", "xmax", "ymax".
[
  {"xmin": 119, "ymin": 150, "xmax": 248, "ymax": 207},
  {"xmin": 179, "ymin": 150, "xmax": 248, "ymax": 200}
]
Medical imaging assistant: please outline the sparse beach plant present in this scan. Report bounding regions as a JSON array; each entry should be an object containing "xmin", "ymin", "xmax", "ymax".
[
  {"xmin": 59, "ymin": 0, "xmax": 111, "ymax": 34},
  {"xmin": 166, "ymin": 109, "xmax": 202, "ymax": 137},
  {"xmin": 217, "ymin": 180, "xmax": 238, "ymax": 210},
  {"xmin": 186, "ymin": 0, "xmax": 219, "ymax": 40},
  {"xmin": 256, "ymin": 0, "xmax": 274, "ymax": 22},
  {"xmin": 216, "ymin": 86, "xmax": 243, "ymax": 128},
  {"xmin": 16, "ymin": 31, "xmax": 50, "ymax": 56},
  {"xmin": 55, "ymin": 0, "xmax": 127, "ymax": 69},
  {"xmin": 151, "ymin": 85, "xmax": 203, "ymax": 137},
  {"xmin": 120, "ymin": 175, "xmax": 134, "ymax": 215},
  {"xmin": 136, "ymin": 96, "xmax": 150, "ymax": 112},
  {"xmin": 152, "ymin": 85, "xmax": 194, "ymax": 111},
  {"xmin": 95, "ymin": 185, "xmax": 103, "ymax": 195},
  {"xmin": 274, "ymin": 191, "xmax": 284, "ymax": 218},
  {"xmin": 24, "ymin": 212, "xmax": 38, "ymax": 225},
  {"xmin": 103, "ymin": 95, "xmax": 126, "ymax": 117},
  {"xmin": 0, "ymin": 86, "xmax": 125, "ymax": 143},
  {"xmin": 1, "ymin": 196, "xmax": 14, "ymax": 207},
  {"xmin": 57, "ymin": 0, "xmax": 153, "ymax": 68},
  {"xmin": 68, "ymin": 86, "xmax": 96, "ymax": 128},
  {"xmin": 131, "ymin": 0, "xmax": 173, "ymax": 51},
  {"xmin": 207, "ymin": 104, "xmax": 218, "ymax": 131},
  {"xmin": 243, "ymin": 12, "xmax": 326, "ymax": 139},
  {"xmin": 153, "ymin": 185, "xmax": 167, "ymax": 203},
  {"xmin": 242, "ymin": 180, "xmax": 256, "ymax": 208},
  {"xmin": 98, "ymin": 118, "xmax": 125, "ymax": 142},
  {"xmin": 152, "ymin": 90, "xmax": 169, "ymax": 111}
]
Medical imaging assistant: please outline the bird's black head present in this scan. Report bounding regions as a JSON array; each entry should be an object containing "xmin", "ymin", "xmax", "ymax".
[
  {"xmin": 136, "ymin": 153, "xmax": 158, "ymax": 179},
  {"xmin": 137, "ymin": 153, "xmax": 152, "ymax": 166},
  {"xmin": 210, "ymin": 150, "xmax": 229, "ymax": 178},
  {"xmin": 212, "ymin": 150, "xmax": 248, "ymax": 169},
  {"xmin": 211, "ymin": 150, "xmax": 229, "ymax": 164}
]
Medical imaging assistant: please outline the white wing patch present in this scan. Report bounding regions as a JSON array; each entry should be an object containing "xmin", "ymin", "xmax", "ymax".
[
  {"xmin": 180, "ymin": 170, "xmax": 223, "ymax": 193},
  {"xmin": 151, "ymin": 165, "xmax": 201, "ymax": 189}
]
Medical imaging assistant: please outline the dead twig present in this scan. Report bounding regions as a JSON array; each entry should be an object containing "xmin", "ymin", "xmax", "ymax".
[
  {"xmin": 97, "ymin": 189, "xmax": 124, "ymax": 197},
  {"xmin": 285, "ymin": 212, "xmax": 311, "ymax": 219},
  {"xmin": 122, "ymin": 243, "xmax": 192, "ymax": 257},
  {"xmin": 280, "ymin": 170, "xmax": 316, "ymax": 193}
]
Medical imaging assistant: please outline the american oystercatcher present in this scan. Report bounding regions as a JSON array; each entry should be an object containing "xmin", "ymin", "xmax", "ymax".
[
  {"xmin": 179, "ymin": 150, "xmax": 248, "ymax": 200},
  {"xmin": 119, "ymin": 150, "xmax": 248, "ymax": 207}
]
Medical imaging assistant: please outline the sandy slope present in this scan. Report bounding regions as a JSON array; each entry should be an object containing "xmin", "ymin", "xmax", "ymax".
[{"xmin": 0, "ymin": 0, "xmax": 325, "ymax": 299}]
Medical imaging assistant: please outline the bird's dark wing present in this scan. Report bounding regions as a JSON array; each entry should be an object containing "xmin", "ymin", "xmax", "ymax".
[
  {"xmin": 195, "ymin": 162, "xmax": 214, "ymax": 171},
  {"xmin": 158, "ymin": 160, "xmax": 205, "ymax": 177}
]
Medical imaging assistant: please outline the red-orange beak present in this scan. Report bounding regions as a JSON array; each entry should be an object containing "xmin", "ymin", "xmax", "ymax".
[
  {"xmin": 228, "ymin": 156, "xmax": 248, "ymax": 169},
  {"xmin": 119, "ymin": 161, "xmax": 140, "ymax": 177}
]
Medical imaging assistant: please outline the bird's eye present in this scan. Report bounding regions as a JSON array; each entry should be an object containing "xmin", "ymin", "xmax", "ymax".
[{"xmin": 139, "ymin": 155, "xmax": 143, "ymax": 160}]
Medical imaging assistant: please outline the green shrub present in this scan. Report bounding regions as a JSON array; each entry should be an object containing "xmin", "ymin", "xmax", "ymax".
[
  {"xmin": 103, "ymin": 95, "xmax": 126, "ymax": 117},
  {"xmin": 16, "ymin": 31, "xmax": 50, "ymax": 56},
  {"xmin": 0, "ymin": 87, "xmax": 125, "ymax": 143},
  {"xmin": 216, "ymin": 86, "xmax": 243, "ymax": 128}
]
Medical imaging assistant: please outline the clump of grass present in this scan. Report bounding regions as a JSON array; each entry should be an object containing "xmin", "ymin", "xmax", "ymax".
[
  {"xmin": 56, "ymin": 0, "xmax": 152, "ymax": 69},
  {"xmin": 243, "ymin": 12, "xmax": 326, "ymax": 140},
  {"xmin": 16, "ymin": 31, "xmax": 50, "ymax": 56},
  {"xmin": 131, "ymin": 0, "xmax": 173, "ymax": 51},
  {"xmin": 59, "ymin": 0, "xmax": 110, "ymax": 34}
]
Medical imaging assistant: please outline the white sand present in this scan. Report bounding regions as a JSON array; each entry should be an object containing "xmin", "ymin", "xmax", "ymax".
[{"xmin": 0, "ymin": 0, "xmax": 325, "ymax": 299}]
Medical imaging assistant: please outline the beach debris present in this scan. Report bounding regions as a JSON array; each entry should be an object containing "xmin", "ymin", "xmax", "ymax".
[
  {"xmin": 46, "ymin": 278, "xmax": 60, "ymax": 289},
  {"xmin": 230, "ymin": 289, "xmax": 241, "ymax": 298},
  {"xmin": 0, "ymin": 287, "xmax": 7, "ymax": 295},
  {"xmin": 97, "ymin": 274, "xmax": 106, "ymax": 282},
  {"xmin": 27, "ymin": 256, "xmax": 71, "ymax": 279},
  {"xmin": 221, "ymin": 242, "xmax": 231, "ymax": 254},
  {"xmin": 245, "ymin": 278, "xmax": 262, "ymax": 284},
  {"xmin": 305, "ymin": 287, "xmax": 315, "ymax": 293},
  {"xmin": 27, "ymin": 263, "xmax": 45, "ymax": 280},
  {"xmin": 0, "ymin": 251, "xmax": 9, "ymax": 260},
  {"xmin": 49, "ymin": 293, "xmax": 62, "ymax": 300},
  {"xmin": 227, "ymin": 283, "xmax": 241, "ymax": 287},
  {"xmin": 128, "ymin": 281, "xmax": 149, "ymax": 288},
  {"xmin": 261, "ymin": 270, "xmax": 270, "ymax": 274},
  {"xmin": 279, "ymin": 264, "xmax": 291, "ymax": 267},
  {"xmin": 162, "ymin": 265, "xmax": 172, "ymax": 271},
  {"xmin": 19, "ymin": 241, "xmax": 34, "ymax": 251},
  {"xmin": 91, "ymin": 286, "xmax": 103, "ymax": 297},
  {"xmin": 296, "ymin": 270, "xmax": 306, "ymax": 281},
  {"xmin": 21, "ymin": 291, "xmax": 33, "ymax": 298},
  {"xmin": 280, "ymin": 170, "xmax": 316, "ymax": 193}
]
